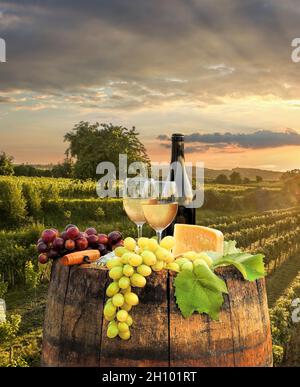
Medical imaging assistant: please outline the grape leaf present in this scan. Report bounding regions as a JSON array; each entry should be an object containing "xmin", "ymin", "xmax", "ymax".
[
  {"xmin": 206, "ymin": 240, "xmax": 241, "ymax": 263},
  {"xmin": 223, "ymin": 240, "xmax": 241, "ymax": 255},
  {"xmin": 174, "ymin": 264, "xmax": 228, "ymax": 320},
  {"xmin": 213, "ymin": 252, "xmax": 266, "ymax": 281}
]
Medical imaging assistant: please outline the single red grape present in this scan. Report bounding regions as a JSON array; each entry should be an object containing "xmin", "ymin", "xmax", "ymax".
[
  {"xmin": 37, "ymin": 242, "xmax": 48, "ymax": 254},
  {"xmin": 98, "ymin": 233, "xmax": 108, "ymax": 245},
  {"xmin": 85, "ymin": 227, "xmax": 97, "ymax": 236},
  {"xmin": 65, "ymin": 239, "xmax": 75, "ymax": 251},
  {"xmin": 38, "ymin": 253, "xmax": 49, "ymax": 264},
  {"xmin": 48, "ymin": 249, "xmax": 59, "ymax": 259},
  {"xmin": 65, "ymin": 224, "xmax": 77, "ymax": 231},
  {"xmin": 98, "ymin": 244, "xmax": 108, "ymax": 256},
  {"xmin": 61, "ymin": 231, "xmax": 68, "ymax": 241},
  {"xmin": 42, "ymin": 229, "xmax": 57, "ymax": 244},
  {"xmin": 66, "ymin": 226, "xmax": 80, "ymax": 240},
  {"xmin": 53, "ymin": 237, "xmax": 65, "ymax": 251},
  {"xmin": 108, "ymin": 231, "xmax": 122, "ymax": 246},
  {"xmin": 51, "ymin": 228, "xmax": 60, "ymax": 237},
  {"xmin": 87, "ymin": 234, "xmax": 99, "ymax": 247},
  {"xmin": 75, "ymin": 237, "xmax": 89, "ymax": 251}
]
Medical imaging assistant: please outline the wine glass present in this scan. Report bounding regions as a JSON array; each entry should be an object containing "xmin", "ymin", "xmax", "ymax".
[
  {"xmin": 123, "ymin": 177, "xmax": 153, "ymax": 239},
  {"xmin": 142, "ymin": 181, "xmax": 178, "ymax": 243}
]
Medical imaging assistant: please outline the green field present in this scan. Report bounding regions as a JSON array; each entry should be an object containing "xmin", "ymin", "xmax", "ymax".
[{"xmin": 1, "ymin": 176, "xmax": 300, "ymax": 367}]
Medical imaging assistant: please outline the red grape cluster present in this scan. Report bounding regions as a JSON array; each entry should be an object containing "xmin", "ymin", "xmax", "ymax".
[{"xmin": 37, "ymin": 225, "xmax": 123, "ymax": 264}]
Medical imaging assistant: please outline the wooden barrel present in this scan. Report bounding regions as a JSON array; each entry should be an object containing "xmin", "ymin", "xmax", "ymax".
[{"xmin": 42, "ymin": 260, "xmax": 273, "ymax": 367}]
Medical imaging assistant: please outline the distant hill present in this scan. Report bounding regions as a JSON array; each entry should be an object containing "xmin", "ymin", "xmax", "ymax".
[
  {"xmin": 14, "ymin": 163, "xmax": 53, "ymax": 170},
  {"xmin": 204, "ymin": 167, "xmax": 283, "ymax": 181}
]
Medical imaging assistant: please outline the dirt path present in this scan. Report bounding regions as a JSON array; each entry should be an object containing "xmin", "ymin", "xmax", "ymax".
[{"xmin": 266, "ymin": 254, "xmax": 300, "ymax": 308}]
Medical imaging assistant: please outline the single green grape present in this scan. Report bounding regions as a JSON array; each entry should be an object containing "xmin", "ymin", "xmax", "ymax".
[
  {"xmin": 104, "ymin": 303, "xmax": 117, "ymax": 318},
  {"xmin": 137, "ymin": 264, "xmax": 152, "ymax": 277},
  {"xmin": 160, "ymin": 236, "xmax": 175, "ymax": 250},
  {"xmin": 147, "ymin": 238, "xmax": 159, "ymax": 252},
  {"xmin": 114, "ymin": 246, "xmax": 129, "ymax": 257},
  {"xmin": 124, "ymin": 292, "xmax": 139, "ymax": 306},
  {"xmin": 126, "ymin": 314, "xmax": 133, "ymax": 327},
  {"xmin": 106, "ymin": 281, "xmax": 120, "ymax": 297},
  {"xmin": 130, "ymin": 273, "xmax": 146, "ymax": 287},
  {"xmin": 109, "ymin": 266, "xmax": 124, "ymax": 280},
  {"xmin": 108, "ymin": 320, "xmax": 118, "ymax": 328},
  {"xmin": 137, "ymin": 237, "xmax": 149, "ymax": 249},
  {"xmin": 174, "ymin": 257, "xmax": 189, "ymax": 268},
  {"xmin": 107, "ymin": 257, "xmax": 123, "ymax": 270},
  {"xmin": 122, "ymin": 302, "xmax": 133, "ymax": 312},
  {"xmin": 120, "ymin": 252, "xmax": 132, "ymax": 264},
  {"xmin": 195, "ymin": 252, "xmax": 213, "ymax": 267},
  {"xmin": 155, "ymin": 247, "xmax": 169, "ymax": 261},
  {"xmin": 151, "ymin": 260, "xmax": 164, "ymax": 272},
  {"xmin": 166, "ymin": 262, "xmax": 180, "ymax": 272},
  {"xmin": 183, "ymin": 251, "xmax": 197, "ymax": 261},
  {"xmin": 123, "ymin": 264, "xmax": 135, "ymax": 277},
  {"xmin": 124, "ymin": 237, "xmax": 137, "ymax": 251},
  {"xmin": 120, "ymin": 285, "xmax": 132, "ymax": 295},
  {"xmin": 181, "ymin": 261, "xmax": 194, "ymax": 271},
  {"xmin": 141, "ymin": 250, "xmax": 157, "ymax": 266},
  {"xmin": 116, "ymin": 309, "xmax": 128, "ymax": 322},
  {"xmin": 112, "ymin": 293, "xmax": 125, "ymax": 307},
  {"xmin": 118, "ymin": 322, "xmax": 129, "ymax": 333},
  {"xmin": 164, "ymin": 252, "xmax": 175, "ymax": 263},
  {"xmin": 118, "ymin": 276, "xmax": 131, "ymax": 289},
  {"xmin": 107, "ymin": 324, "xmax": 119, "ymax": 339},
  {"xmin": 119, "ymin": 329, "xmax": 131, "ymax": 340},
  {"xmin": 128, "ymin": 253, "xmax": 143, "ymax": 267},
  {"xmin": 104, "ymin": 313, "xmax": 116, "ymax": 322}
]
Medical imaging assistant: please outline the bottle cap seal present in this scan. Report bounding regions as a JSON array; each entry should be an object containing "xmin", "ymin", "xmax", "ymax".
[{"xmin": 172, "ymin": 133, "xmax": 184, "ymax": 141}]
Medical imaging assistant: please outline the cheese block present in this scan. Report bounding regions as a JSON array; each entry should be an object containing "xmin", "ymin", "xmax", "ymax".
[{"xmin": 173, "ymin": 224, "xmax": 224, "ymax": 256}]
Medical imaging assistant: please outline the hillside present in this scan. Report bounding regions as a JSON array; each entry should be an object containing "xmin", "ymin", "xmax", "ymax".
[{"xmin": 204, "ymin": 167, "xmax": 283, "ymax": 181}]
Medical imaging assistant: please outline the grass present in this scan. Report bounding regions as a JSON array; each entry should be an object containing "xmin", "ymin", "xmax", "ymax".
[
  {"xmin": 266, "ymin": 254, "xmax": 300, "ymax": 307},
  {"xmin": 0, "ymin": 283, "xmax": 48, "ymax": 367}
]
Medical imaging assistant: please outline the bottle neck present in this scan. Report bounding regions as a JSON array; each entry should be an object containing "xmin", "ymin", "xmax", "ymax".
[{"xmin": 171, "ymin": 140, "xmax": 185, "ymax": 163}]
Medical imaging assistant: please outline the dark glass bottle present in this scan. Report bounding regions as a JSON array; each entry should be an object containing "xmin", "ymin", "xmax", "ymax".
[{"xmin": 165, "ymin": 133, "xmax": 196, "ymax": 235}]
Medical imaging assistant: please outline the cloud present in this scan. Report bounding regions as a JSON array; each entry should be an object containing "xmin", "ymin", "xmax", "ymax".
[
  {"xmin": 158, "ymin": 129, "xmax": 300, "ymax": 151},
  {"xmin": 157, "ymin": 134, "xmax": 170, "ymax": 141},
  {"xmin": 1, "ymin": 0, "xmax": 300, "ymax": 110}
]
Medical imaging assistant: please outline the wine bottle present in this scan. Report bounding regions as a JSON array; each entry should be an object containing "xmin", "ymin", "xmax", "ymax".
[{"xmin": 165, "ymin": 133, "xmax": 196, "ymax": 235}]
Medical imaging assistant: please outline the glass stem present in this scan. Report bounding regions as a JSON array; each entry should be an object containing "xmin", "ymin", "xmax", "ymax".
[
  {"xmin": 156, "ymin": 230, "xmax": 163, "ymax": 244},
  {"xmin": 137, "ymin": 224, "xmax": 143, "ymax": 239}
]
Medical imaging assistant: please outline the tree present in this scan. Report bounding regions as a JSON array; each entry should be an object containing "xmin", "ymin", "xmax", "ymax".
[
  {"xmin": 14, "ymin": 164, "xmax": 52, "ymax": 177},
  {"xmin": 229, "ymin": 171, "xmax": 242, "ymax": 185},
  {"xmin": 256, "ymin": 175, "xmax": 263, "ymax": 183},
  {"xmin": 214, "ymin": 174, "xmax": 229, "ymax": 184},
  {"xmin": 52, "ymin": 158, "xmax": 73, "ymax": 178},
  {"xmin": 243, "ymin": 177, "xmax": 251, "ymax": 184},
  {"xmin": 281, "ymin": 169, "xmax": 300, "ymax": 180},
  {"xmin": 64, "ymin": 122, "xmax": 150, "ymax": 179},
  {"xmin": 0, "ymin": 152, "xmax": 14, "ymax": 176}
]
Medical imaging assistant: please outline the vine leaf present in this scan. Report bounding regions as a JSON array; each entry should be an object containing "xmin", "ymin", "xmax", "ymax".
[
  {"xmin": 213, "ymin": 252, "xmax": 266, "ymax": 281},
  {"xmin": 174, "ymin": 264, "xmax": 228, "ymax": 321}
]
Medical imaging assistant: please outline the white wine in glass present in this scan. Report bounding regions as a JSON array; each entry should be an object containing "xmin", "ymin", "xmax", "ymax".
[
  {"xmin": 142, "ymin": 181, "xmax": 178, "ymax": 243},
  {"xmin": 123, "ymin": 178, "xmax": 153, "ymax": 238}
]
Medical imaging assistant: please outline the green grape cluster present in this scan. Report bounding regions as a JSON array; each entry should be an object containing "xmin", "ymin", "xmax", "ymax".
[
  {"xmin": 104, "ymin": 235, "xmax": 214, "ymax": 340},
  {"xmin": 104, "ymin": 235, "xmax": 176, "ymax": 340},
  {"xmin": 174, "ymin": 251, "xmax": 213, "ymax": 271}
]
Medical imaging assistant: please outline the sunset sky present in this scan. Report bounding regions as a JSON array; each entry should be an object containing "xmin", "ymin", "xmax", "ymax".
[{"xmin": 1, "ymin": 0, "xmax": 300, "ymax": 170}]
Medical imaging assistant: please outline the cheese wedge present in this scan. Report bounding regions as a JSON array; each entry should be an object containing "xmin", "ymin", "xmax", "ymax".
[{"xmin": 173, "ymin": 224, "xmax": 224, "ymax": 256}]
